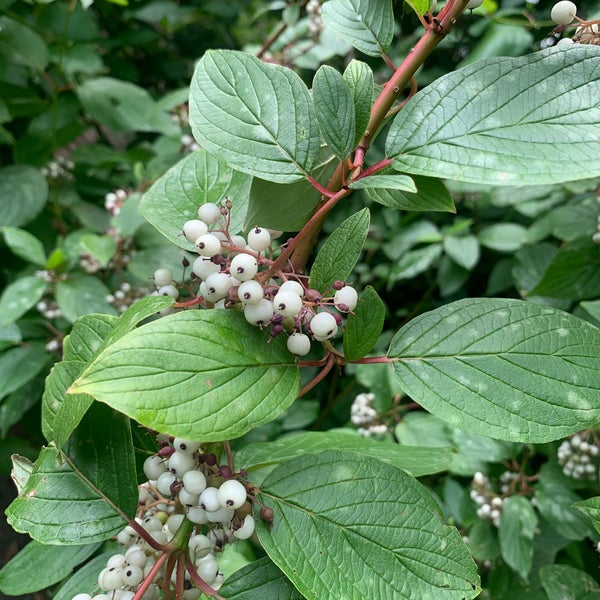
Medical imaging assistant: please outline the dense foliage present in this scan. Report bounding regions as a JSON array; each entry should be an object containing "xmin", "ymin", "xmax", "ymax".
[{"xmin": 1, "ymin": 0, "xmax": 600, "ymax": 598}]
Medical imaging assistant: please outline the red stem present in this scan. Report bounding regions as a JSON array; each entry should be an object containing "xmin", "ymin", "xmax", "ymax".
[
  {"xmin": 185, "ymin": 559, "xmax": 225, "ymax": 600},
  {"xmin": 132, "ymin": 552, "xmax": 169, "ymax": 600},
  {"xmin": 298, "ymin": 353, "xmax": 335, "ymax": 397}
]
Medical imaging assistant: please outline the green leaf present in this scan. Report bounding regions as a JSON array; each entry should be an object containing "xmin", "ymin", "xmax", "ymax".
[
  {"xmin": 243, "ymin": 147, "xmax": 336, "ymax": 232},
  {"xmin": 2, "ymin": 226, "xmax": 46, "ymax": 266},
  {"xmin": 257, "ymin": 450, "xmax": 480, "ymax": 599},
  {"xmin": 78, "ymin": 233, "xmax": 117, "ymax": 268},
  {"xmin": 321, "ymin": 0, "xmax": 394, "ymax": 57},
  {"xmin": 388, "ymin": 243, "xmax": 442, "ymax": 286},
  {"xmin": 366, "ymin": 175, "xmax": 455, "ymax": 212},
  {"xmin": 189, "ymin": 50, "xmax": 320, "ymax": 183},
  {"xmin": 388, "ymin": 298, "xmax": 600, "ymax": 443},
  {"xmin": 0, "ymin": 376, "xmax": 44, "ymax": 438},
  {"xmin": 309, "ymin": 207, "xmax": 369, "ymax": 292},
  {"xmin": 219, "ymin": 557, "xmax": 304, "ymax": 599},
  {"xmin": 0, "ymin": 16, "xmax": 49, "ymax": 70},
  {"xmin": 387, "ymin": 46, "xmax": 600, "ymax": 185},
  {"xmin": 0, "ymin": 166, "xmax": 48, "ymax": 228},
  {"xmin": 70, "ymin": 310, "xmax": 299, "ymax": 441},
  {"xmin": 0, "ymin": 541, "xmax": 100, "ymax": 595},
  {"xmin": 581, "ymin": 299, "xmax": 600, "ymax": 323},
  {"xmin": 535, "ymin": 483, "xmax": 593, "ymax": 540},
  {"xmin": 529, "ymin": 238, "xmax": 600, "ymax": 301},
  {"xmin": 51, "ymin": 550, "xmax": 117, "ymax": 600},
  {"xmin": 140, "ymin": 150, "xmax": 252, "ymax": 250},
  {"xmin": 540, "ymin": 564, "xmax": 600, "ymax": 600},
  {"xmin": 513, "ymin": 243, "xmax": 557, "ymax": 296},
  {"xmin": 405, "ymin": 0, "xmax": 433, "ymax": 17},
  {"xmin": 312, "ymin": 65, "xmax": 356, "ymax": 160},
  {"xmin": 343, "ymin": 60, "xmax": 373, "ymax": 146},
  {"xmin": 343, "ymin": 285, "xmax": 385, "ymax": 361},
  {"xmin": 444, "ymin": 235, "xmax": 480, "ymax": 271},
  {"xmin": 42, "ymin": 361, "xmax": 94, "ymax": 449},
  {"xmin": 56, "ymin": 275, "xmax": 118, "ymax": 323},
  {"xmin": 0, "ymin": 275, "xmax": 48, "ymax": 326},
  {"xmin": 0, "ymin": 343, "xmax": 49, "ymax": 402},
  {"xmin": 478, "ymin": 223, "xmax": 528, "ymax": 253},
  {"xmin": 62, "ymin": 314, "xmax": 118, "ymax": 362},
  {"xmin": 236, "ymin": 430, "xmax": 452, "ymax": 478},
  {"xmin": 350, "ymin": 173, "xmax": 416, "ymax": 192},
  {"xmin": 498, "ymin": 496, "xmax": 537, "ymax": 581},
  {"xmin": 76, "ymin": 77, "xmax": 178, "ymax": 135}
]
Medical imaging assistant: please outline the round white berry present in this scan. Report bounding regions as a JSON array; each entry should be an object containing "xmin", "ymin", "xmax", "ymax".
[
  {"xmin": 142, "ymin": 516, "xmax": 162, "ymax": 532},
  {"xmin": 73, "ymin": 595, "xmax": 92, "ymax": 600},
  {"xmin": 279, "ymin": 280, "xmax": 304, "ymax": 296},
  {"xmin": 310, "ymin": 312, "xmax": 338, "ymax": 339},
  {"xmin": 173, "ymin": 438, "xmax": 201, "ymax": 454},
  {"xmin": 551, "ymin": 0, "xmax": 577, "ymax": 24},
  {"xmin": 168, "ymin": 451, "xmax": 196, "ymax": 477},
  {"xmin": 206, "ymin": 506, "xmax": 235, "ymax": 523},
  {"xmin": 199, "ymin": 487, "xmax": 221, "ymax": 512},
  {"xmin": 334, "ymin": 286, "xmax": 358, "ymax": 312},
  {"xmin": 244, "ymin": 299, "xmax": 274, "ymax": 326},
  {"xmin": 124, "ymin": 547, "xmax": 147, "ymax": 568},
  {"xmin": 98, "ymin": 568, "xmax": 124, "ymax": 591},
  {"xmin": 217, "ymin": 479, "xmax": 247, "ymax": 509},
  {"xmin": 230, "ymin": 253, "xmax": 258, "ymax": 281},
  {"xmin": 183, "ymin": 220, "xmax": 208, "ymax": 244},
  {"xmin": 230, "ymin": 235, "xmax": 247, "ymax": 249},
  {"xmin": 122, "ymin": 565, "xmax": 144, "ymax": 587},
  {"xmin": 466, "ymin": 0, "xmax": 483, "ymax": 8},
  {"xmin": 153, "ymin": 268, "xmax": 173, "ymax": 287},
  {"xmin": 234, "ymin": 515, "xmax": 255, "ymax": 540},
  {"xmin": 189, "ymin": 534, "xmax": 212, "ymax": 559},
  {"xmin": 155, "ymin": 471, "xmax": 177, "ymax": 496},
  {"xmin": 186, "ymin": 506, "xmax": 208, "ymax": 524},
  {"xmin": 196, "ymin": 559, "xmax": 219, "ymax": 585},
  {"xmin": 192, "ymin": 257, "xmax": 220, "ymax": 280},
  {"xmin": 158, "ymin": 284, "xmax": 178, "ymax": 298},
  {"xmin": 204, "ymin": 272, "xmax": 232, "ymax": 302},
  {"xmin": 166, "ymin": 513, "xmax": 185, "ymax": 534},
  {"xmin": 238, "ymin": 280, "xmax": 264, "ymax": 305},
  {"xmin": 107, "ymin": 554, "xmax": 127, "ymax": 569},
  {"xmin": 287, "ymin": 332, "xmax": 311, "ymax": 356},
  {"xmin": 197, "ymin": 203, "xmax": 221, "ymax": 224},
  {"xmin": 556, "ymin": 37, "xmax": 575, "ymax": 45},
  {"xmin": 178, "ymin": 488, "xmax": 199, "ymax": 507},
  {"xmin": 182, "ymin": 470, "xmax": 207, "ymax": 495},
  {"xmin": 273, "ymin": 290, "xmax": 303, "ymax": 317},
  {"xmin": 143, "ymin": 455, "xmax": 166, "ymax": 480},
  {"xmin": 195, "ymin": 233, "xmax": 222, "ymax": 257},
  {"xmin": 248, "ymin": 227, "xmax": 271, "ymax": 252}
]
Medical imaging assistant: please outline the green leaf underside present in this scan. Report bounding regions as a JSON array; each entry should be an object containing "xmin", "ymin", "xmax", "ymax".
[
  {"xmin": 312, "ymin": 65, "xmax": 356, "ymax": 160},
  {"xmin": 366, "ymin": 175, "xmax": 455, "ymax": 212},
  {"xmin": 309, "ymin": 207, "xmax": 370, "ymax": 292},
  {"xmin": 189, "ymin": 50, "xmax": 320, "ymax": 183},
  {"xmin": 140, "ymin": 150, "xmax": 252, "ymax": 250},
  {"xmin": 257, "ymin": 450, "xmax": 480, "ymax": 599},
  {"xmin": 388, "ymin": 297, "xmax": 600, "ymax": 443},
  {"xmin": 219, "ymin": 557, "xmax": 304, "ymax": 599},
  {"xmin": 0, "ymin": 276, "xmax": 48, "ymax": 326},
  {"xmin": 498, "ymin": 496, "xmax": 537, "ymax": 581},
  {"xmin": 2, "ymin": 226, "xmax": 46, "ymax": 266},
  {"xmin": 70, "ymin": 310, "xmax": 300, "ymax": 441},
  {"xmin": 387, "ymin": 46, "xmax": 600, "ymax": 185},
  {"xmin": 343, "ymin": 285, "xmax": 386, "ymax": 361},
  {"xmin": 6, "ymin": 447, "xmax": 127, "ymax": 544},
  {"xmin": 321, "ymin": 0, "xmax": 394, "ymax": 57},
  {"xmin": 540, "ymin": 564, "xmax": 600, "ymax": 600},
  {"xmin": 574, "ymin": 496, "xmax": 600, "ymax": 536},
  {"xmin": 0, "ymin": 541, "xmax": 100, "ymax": 595},
  {"xmin": 62, "ymin": 314, "xmax": 118, "ymax": 362},
  {"xmin": 0, "ymin": 344, "xmax": 49, "ymax": 402},
  {"xmin": 236, "ymin": 431, "xmax": 452, "ymax": 477},
  {"xmin": 0, "ymin": 166, "xmax": 49, "ymax": 228},
  {"xmin": 343, "ymin": 60, "xmax": 373, "ymax": 147},
  {"xmin": 350, "ymin": 174, "xmax": 416, "ymax": 192}
]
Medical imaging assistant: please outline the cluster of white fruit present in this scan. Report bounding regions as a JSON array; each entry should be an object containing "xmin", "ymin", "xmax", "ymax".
[
  {"xmin": 105, "ymin": 189, "xmax": 129, "ymax": 216},
  {"xmin": 470, "ymin": 471, "xmax": 505, "ymax": 528},
  {"xmin": 350, "ymin": 393, "xmax": 388, "ymax": 437},
  {"xmin": 557, "ymin": 432, "xmax": 599, "ymax": 480},
  {"xmin": 550, "ymin": 1, "xmax": 600, "ymax": 46},
  {"xmin": 40, "ymin": 155, "xmax": 75, "ymax": 180},
  {"xmin": 180, "ymin": 134, "xmax": 200, "ymax": 153},
  {"xmin": 106, "ymin": 282, "xmax": 147, "ymax": 313},
  {"xmin": 306, "ymin": 0, "xmax": 322, "ymax": 36},
  {"xmin": 153, "ymin": 201, "xmax": 360, "ymax": 357}
]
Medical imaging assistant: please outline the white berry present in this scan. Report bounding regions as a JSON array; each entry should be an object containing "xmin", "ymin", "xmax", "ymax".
[
  {"xmin": 173, "ymin": 438, "xmax": 201, "ymax": 454},
  {"xmin": 199, "ymin": 487, "xmax": 221, "ymax": 512},
  {"xmin": 273, "ymin": 290, "xmax": 303, "ymax": 317},
  {"xmin": 192, "ymin": 257, "xmax": 220, "ymax": 280},
  {"xmin": 197, "ymin": 202, "xmax": 221, "ymax": 224},
  {"xmin": 182, "ymin": 470, "xmax": 207, "ymax": 495},
  {"xmin": 334, "ymin": 286, "xmax": 358, "ymax": 312},
  {"xmin": 279, "ymin": 280, "xmax": 304, "ymax": 296},
  {"xmin": 230, "ymin": 253, "xmax": 258, "ymax": 281},
  {"xmin": 156, "ymin": 471, "xmax": 177, "ymax": 496},
  {"xmin": 195, "ymin": 233, "xmax": 222, "ymax": 257},
  {"xmin": 248, "ymin": 227, "xmax": 271, "ymax": 251},
  {"xmin": 122, "ymin": 565, "xmax": 144, "ymax": 587},
  {"xmin": 310, "ymin": 312, "xmax": 338, "ymax": 339},
  {"xmin": 183, "ymin": 220, "xmax": 208, "ymax": 244},
  {"xmin": 233, "ymin": 515, "xmax": 255, "ymax": 540},
  {"xmin": 196, "ymin": 559, "xmax": 219, "ymax": 585},
  {"xmin": 143, "ymin": 455, "xmax": 166, "ymax": 480},
  {"xmin": 238, "ymin": 280, "xmax": 264, "ymax": 304},
  {"xmin": 217, "ymin": 479, "xmax": 247, "ymax": 509},
  {"xmin": 204, "ymin": 272, "xmax": 232, "ymax": 302},
  {"xmin": 189, "ymin": 534, "xmax": 212, "ymax": 559},
  {"xmin": 287, "ymin": 332, "xmax": 311, "ymax": 356},
  {"xmin": 158, "ymin": 284, "xmax": 178, "ymax": 298},
  {"xmin": 466, "ymin": 0, "xmax": 483, "ymax": 8},
  {"xmin": 153, "ymin": 268, "xmax": 173, "ymax": 287},
  {"xmin": 551, "ymin": 0, "xmax": 577, "ymax": 24},
  {"xmin": 244, "ymin": 299, "xmax": 274, "ymax": 326}
]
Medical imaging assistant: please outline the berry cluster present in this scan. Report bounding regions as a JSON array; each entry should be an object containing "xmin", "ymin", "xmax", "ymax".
[
  {"xmin": 557, "ymin": 431, "xmax": 599, "ymax": 480},
  {"xmin": 106, "ymin": 282, "xmax": 148, "ymax": 314},
  {"xmin": 40, "ymin": 155, "xmax": 75, "ymax": 181},
  {"xmin": 36, "ymin": 298, "xmax": 63, "ymax": 320},
  {"xmin": 350, "ymin": 393, "xmax": 388, "ymax": 437},
  {"xmin": 105, "ymin": 189, "xmax": 130, "ymax": 217},
  {"xmin": 152, "ymin": 201, "xmax": 360, "ymax": 357},
  {"xmin": 549, "ymin": 1, "xmax": 600, "ymax": 46},
  {"xmin": 470, "ymin": 472, "xmax": 505, "ymax": 528},
  {"xmin": 306, "ymin": 0, "xmax": 323, "ymax": 36},
  {"xmin": 180, "ymin": 134, "xmax": 200, "ymax": 153}
]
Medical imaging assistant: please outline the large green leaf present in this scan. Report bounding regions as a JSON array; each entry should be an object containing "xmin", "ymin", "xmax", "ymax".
[
  {"xmin": 0, "ymin": 166, "xmax": 48, "ymax": 228},
  {"xmin": 309, "ymin": 207, "xmax": 369, "ymax": 292},
  {"xmin": 366, "ymin": 175, "xmax": 455, "ymax": 212},
  {"xmin": 312, "ymin": 65, "xmax": 355, "ymax": 161},
  {"xmin": 62, "ymin": 314, "xmax": 118, "ymax": 362},
  {"xmin": 0, "ymin": 16, "xmax": 49, "ymax": 70},
  {"xmin": 321, "ymin": 0, "xmax": 394, "ymax": 57},
  {"xmin": 0, "ymin": 276, "xmax": 48, "ymax": 326},
  {"xmin": 388, "ymin": 298, "xmax": 600, "ymax": 443},
  {"xmin": 498, "ymin": 496, "xmax": 537, "ymax": 581},
  {"xmin": 387, "ymin": 46, "xmax": 600, "ymax": 185},
  {"xmin": 7, "ymin": 404, "xmax": 137, "ymax": 544},
  {"xmin": 70, "ymin": 310, "xmax": 300, "ymax": 441},
  {"xmin": 535, "ymin": 483, "xmax": 592, "ymax": 540},
  {"xmin": 343, "ymin": 60, "xmax": 373, "ymax": 147},
  {"xmin": 540, "ymin": 565, "xmax": 600, "ymax": 600},
  {"xmin": 189, "ymin": 50, "xmax": 321, "ymax": 183},
  {"xmin": 0, "ymin": 343, "xmax": 49, "ymax": 402},
  {"xmin": 56, "ymin": 275, "xmax": 118, "ymax": 323},
  {"xmin": 219, "ymin": 557, "xmax": 304, "ymax": 600},
  {"xmin": 236, "ymin": 430, "xmax": 452, "ymax": 477},
  {"xmin": 140, "ymin": 150, "xmax": 252, "ymax": 250},
  {"xmin": 343, "ymin": 285, "xmax": 385, "ymax": 361},
  {"xmin": 256, "ymin": 450, "xmax": 480, "ymax": 599},
  {"xmin": 0, "ymin": 541, "xmax": 100, "ymax": 595},
  {"xmin": 2, "ymin": 226, "xmax": 46, "ymax": 266}
]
